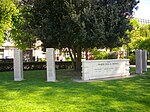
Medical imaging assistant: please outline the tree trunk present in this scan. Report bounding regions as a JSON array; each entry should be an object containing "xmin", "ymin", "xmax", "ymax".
[
  {"xmin": 85, "ymin": 50, "xmax": 88, "ymax": 60},
  {"xmin": 69, "ymin": 46, "xmax": 82, "ymax": 72},
  {"xmin": 110, "ymin": 48, "xmax": 112, "ymax": 52},
  {"xmin": 68, "ymin": 48, "xmax": 75, "ymax": 70},
  {"xmin": 75, "ymin": 47, "xmax": 82, "ymax": 71}
]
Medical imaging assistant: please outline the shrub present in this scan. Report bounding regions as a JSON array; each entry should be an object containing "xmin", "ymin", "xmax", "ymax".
[
  {"xmin": 0, "ymin": 61, "xmax": 73, "ymax": 72},
  {"xmin": 128, "ymin": 53, "xmax": 135, "ymax": 65},
  {"xmin": 107, "ymin": 52, "xmax": 118, "ymax": 59},
  {"xmin": 91, "ymin": 50, "xmax": 107, "ymax": 60}
]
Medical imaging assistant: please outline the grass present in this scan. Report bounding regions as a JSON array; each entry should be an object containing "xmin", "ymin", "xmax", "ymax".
[{"xmin": 0, "ymin": 68, "xmax": 150, "ymax": 112}]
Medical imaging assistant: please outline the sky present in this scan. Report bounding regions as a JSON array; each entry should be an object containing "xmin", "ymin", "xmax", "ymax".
[{"xmin": 134, "ymin": 0, "xmax": 150, "ymax": 20}]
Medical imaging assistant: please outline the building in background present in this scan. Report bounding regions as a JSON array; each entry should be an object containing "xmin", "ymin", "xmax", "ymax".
[
  {"xmin": 0, "ymin": 40, "xmax": 46, "ymax": 61},
  {"xmin": 0, "ymin": 40, "xmax": 15, "ymax": 59},
  {"xmin": 0, "ymin": 47, "xmax": 4, "ymax": 59},
  {"xmin": 135, "ymin": 18, "xmax": 150, "ymax": 24}
]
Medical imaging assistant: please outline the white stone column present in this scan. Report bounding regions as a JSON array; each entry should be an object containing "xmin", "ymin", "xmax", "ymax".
[
  {"xmin": 135, "ymin": 49, "xmax": 142, "ymax": 74},
  {"xmin": 46, "ymin": 48, "xmax": 56, "ymax": 82},
  {"xmin": 142, "ymin": 50, "xmax": 147, "ymax": 72},
  {"xmin": 14, "ymin": 48, "xmax": 23, "ymax": 81}
]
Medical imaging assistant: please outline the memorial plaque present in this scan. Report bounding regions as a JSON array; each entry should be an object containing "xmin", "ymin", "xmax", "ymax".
[{"xmin": 82, "ymin": 59, "xmax": 130, "ymax": 80}]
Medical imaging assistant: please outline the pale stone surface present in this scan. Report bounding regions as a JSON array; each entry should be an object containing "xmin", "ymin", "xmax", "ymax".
[
  {"xmin": 14, "ymin": 49, "xmax": 23, "ymax": 81},
  {"xmin": 135, "ymin": 49, "xmax": 142, "ymax": 74},
  {"xmin": 46, "ymin": 48, "xmax": 56, "ymax": 82},
  {"xmin": 142, "ymin": 50, "xmax": 147, "ymax": 72},
  {"xmin": 82, "ymin": 59, "xmax": 130, "ymax": 80}
]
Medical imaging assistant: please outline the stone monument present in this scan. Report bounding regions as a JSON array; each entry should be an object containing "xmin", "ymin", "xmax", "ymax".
[
  {"xmin": 14, "ymin": 48, "xmax": 23, "ymax": 81},
  {"xmin": 46, "ymin": 48, "xmax": 56, "ymax": 82},
  {"xmin": 142, "ymin": 50, "xmax": 147, "ymax": 72},
  {"xmin": 82, "ymin": 59, "xmax": 130, "ymax": 80},
  {"xmin": 135, "ymin": 49, "xmax": 142, "ymax": 74}
]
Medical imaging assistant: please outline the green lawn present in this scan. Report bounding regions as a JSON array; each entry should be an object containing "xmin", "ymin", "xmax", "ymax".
[{"xmin": 0, "ymin": 69, "xmax": 150, "ymax": 112}]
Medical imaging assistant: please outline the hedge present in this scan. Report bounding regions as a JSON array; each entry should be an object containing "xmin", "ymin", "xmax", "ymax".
[{"xmin": 0, "ymin": 61, "xmax": 73, "ymax": 72}]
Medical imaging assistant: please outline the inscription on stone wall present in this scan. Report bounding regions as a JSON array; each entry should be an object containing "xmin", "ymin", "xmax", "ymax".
[{"xmin": 82, "ymin": 59, "xmax": 130, "ymax": 80}]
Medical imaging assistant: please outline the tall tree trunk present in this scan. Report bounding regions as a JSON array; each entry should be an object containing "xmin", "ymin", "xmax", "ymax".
[
  {"xmin": 75, "ymin": 46, "xmax": 82, "ymax": 71},
  {"xmin": 85, "ymin": 49, "xmax": 88, "ymax": 60},
  {"xmin": 69, "ymin": 46, "xmax": 82, "ymax": 71},
  {"xmin": 68, "ymin": 48, "xmax": 75, "ymax": 70}
]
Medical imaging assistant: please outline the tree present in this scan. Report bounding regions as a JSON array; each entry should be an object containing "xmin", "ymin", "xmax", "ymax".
[
  {"xmin": 11, "ymin": 0, "xmax": 36, "ymax": 50},
  {"xmin": 29, "ymin": 0, "xmax": 95, "ymax": 70},
  {"xmin": 136, "ymin": 24, "xmax": 150, "ymax": 52},
  {"xmin": 0, "ymin": 0, "xmax": 34, "ymax": 49},
  {"xmin": 21, "ymin": 0, "xmax": 139, "ymax": 71},
  {"xmin": 0, "ymin": 0, "xmax": 18, "ymax": 45},
  {"xmin": 128, "ymin": 20, "xmax": 150, "ymax": 52}
]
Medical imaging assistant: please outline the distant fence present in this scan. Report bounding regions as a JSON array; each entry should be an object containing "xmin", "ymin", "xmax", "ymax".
[{"xmin": 0, "ymin": 61, "xmax": 74, "ymax": 72}]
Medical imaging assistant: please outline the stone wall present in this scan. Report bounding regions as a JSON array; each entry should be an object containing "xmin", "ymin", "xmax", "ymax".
[{"xmin": 82, "ymin": 59, "xmax": 130, "ymax": 80}]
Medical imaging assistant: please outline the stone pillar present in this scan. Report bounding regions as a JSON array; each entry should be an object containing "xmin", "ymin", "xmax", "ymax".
[
  {"xmin": 14, "ymin": 48, "xmax": 23, "ymax": 81},
  {"xmin": 46, "ymin": 48, "xmax": 56, "ymax": 82},
  {"xmin": 135, "ymin": 49, "xmax": 142, "ymax": 74},
  {"xmin": 142, "ymin": 50, "xmax": 147, "ymax": 72}
]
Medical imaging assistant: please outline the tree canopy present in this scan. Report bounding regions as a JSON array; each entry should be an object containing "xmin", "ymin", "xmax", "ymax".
[
  {"xmin": 0, "ymin": 0, "xmax": 35, "ymax": 49},
  {"xmin": 129, "ymin": 19, "xmax": 150, "ymax": 52},
  {"xmin": 29, "ymin": 0, "xmax": 139, "ymax": 49},
  {"xmin": 0, "ymin": 0, "xmax": 18, "ymax": 45},
  {"xmin": 10, "ymin": 0, "xmax": 36, "ymax": 49}
]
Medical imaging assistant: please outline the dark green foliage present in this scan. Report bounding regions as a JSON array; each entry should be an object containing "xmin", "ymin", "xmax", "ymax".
[
  {"xmin": 30, "ymin": 0, "xmax": 92, "ymax": 49},
  {"xmin": 94, "ymin": 0, "xmax": 139, "ymax": 48},
  {"xmin": 30, "ymin": 0, "xmax": 139, "ymax": 49},
  {"xmin": 107, "ymin": 52, "xmax": 118, "ymax": 59},
  {"xmin": 91, "ymin": 49, "xmax": 118, "ymax": 60},
  {"xmin": 0, "ymin": 61, "xmax": 74, "ymax": 72},
  {"xmin": 128, "ymin": 53, "xmax": 135, "ymax": 65},
  {"xmin": 91, "ymin": 49, "xmax": 107, "ymax": 59}
]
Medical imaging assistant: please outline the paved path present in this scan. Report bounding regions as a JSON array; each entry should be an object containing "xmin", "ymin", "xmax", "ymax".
[
  {"xmin": 130, "ymin": 65, "xmax": 150, "ymax": 68},
  {"xmin": 72, "ymin": 74, "xmax": 143, "ymax": 82}
]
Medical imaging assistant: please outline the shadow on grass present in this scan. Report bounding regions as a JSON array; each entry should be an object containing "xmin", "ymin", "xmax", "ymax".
[{"xmin": 0, "ymin": 68, "xmax": 150, "ymax": 112}]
